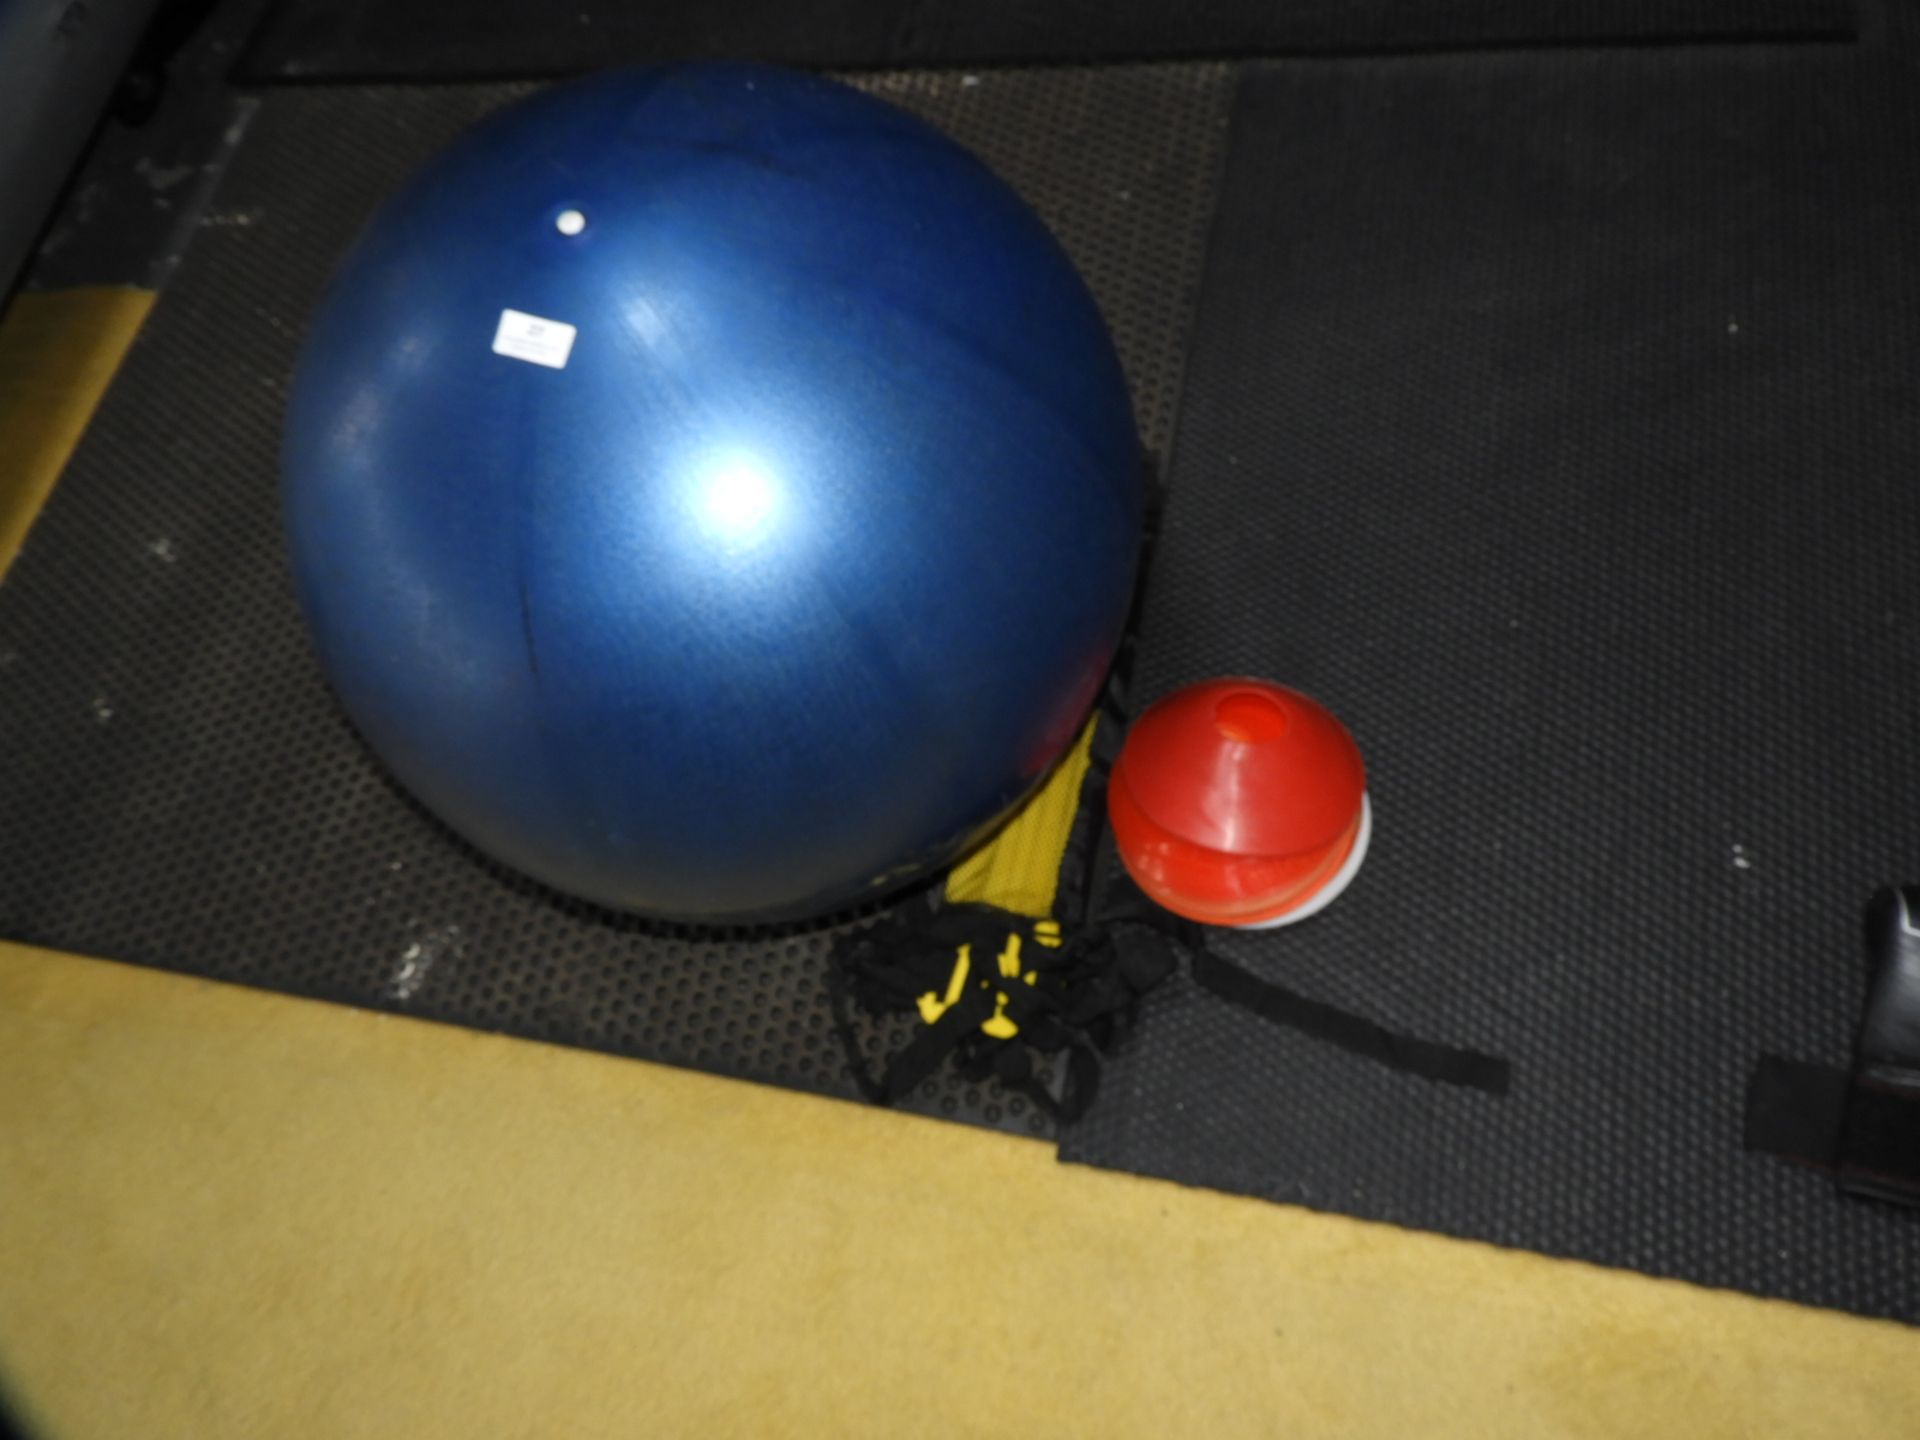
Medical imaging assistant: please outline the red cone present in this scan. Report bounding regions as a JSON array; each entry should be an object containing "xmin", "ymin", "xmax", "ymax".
[{"xmin": 1108, "ymin": 679, "xmax": 1370, "ymax": 928}]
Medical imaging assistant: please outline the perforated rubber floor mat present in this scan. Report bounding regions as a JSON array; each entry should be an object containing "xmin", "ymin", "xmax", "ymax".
[
  {"xmin": 1062, "ymin": 37, "xmax": 1920, "ymax": 1318},
  {"xmin": 0, "ymin": 67, "xmax": 1231, "ymax": 1137}
]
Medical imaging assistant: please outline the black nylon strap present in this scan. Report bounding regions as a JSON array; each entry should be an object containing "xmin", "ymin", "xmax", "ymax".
[
  {"xmin": 829, "ymin": 903, "xmax": 1175, "ymax": 1123},
  {"xmin": 1742, "ymin": 1054, "xmax": 1848, "ymax": 1170},
  {"xmin": 826, "ymin": 948, "xmax": 889, "ymax": 1104},
  {"xmin": 1190, "ymin": 945, "xmax": 1512, "ymax": 1095},
  {"xmin": 879, "ymin": 984, "xmax": 999, "ymax": 1102},
  {"xmin": 978, "ymin": 1037, "xmax": 1103, "ymax": 1125},
  {"xmin": 1745, "ymin": 888, "xmax": 1920, "ymax": 1209},
  {"xmin": 1837, "ymin": 887, "xmax": 1920, "ymax": 1205}
]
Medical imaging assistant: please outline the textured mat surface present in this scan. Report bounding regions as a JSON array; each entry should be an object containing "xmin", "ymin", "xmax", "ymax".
[
  {"xmin": 0, "ymin": 68, "xmax": 1230, "ymax": 1137},
  {"xmin": 237, "ymin": 0, "xmax": 1855, "ymax": 83},
  {"xmin": 1061, "ymin": 36, "xmax": 1920, "ymax": 1319}
]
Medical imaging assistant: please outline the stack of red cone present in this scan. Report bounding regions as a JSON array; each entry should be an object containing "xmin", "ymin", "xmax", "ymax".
[{"xmin": 1108, "ymin": 679, "xmax": 1370, "ymax": 929}]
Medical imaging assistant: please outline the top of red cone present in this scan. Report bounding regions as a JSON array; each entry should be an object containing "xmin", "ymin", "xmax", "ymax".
[{"xmin": 1114, "ymin": 679, "xmax": 1366, "ymax": 857}]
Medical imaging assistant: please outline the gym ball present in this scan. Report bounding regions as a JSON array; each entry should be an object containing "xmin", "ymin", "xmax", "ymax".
[{"xmin": 282, "ymin": 63, "xmax": 1141, "ymax": 923}]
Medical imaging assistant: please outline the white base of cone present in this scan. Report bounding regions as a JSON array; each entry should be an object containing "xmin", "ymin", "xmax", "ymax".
[{"xmin": 1235, "ymin": 792, "xmax": 1372, "ymax": 930}]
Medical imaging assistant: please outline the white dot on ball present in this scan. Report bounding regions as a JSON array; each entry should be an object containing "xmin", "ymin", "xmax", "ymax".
[{"xmin": 555, "ymin": 209, "xmax": 587, "ymax": 236}]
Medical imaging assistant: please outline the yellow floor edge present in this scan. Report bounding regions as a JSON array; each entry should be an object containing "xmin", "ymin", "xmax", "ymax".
[
  {"xmin": 1, "ymin": 942, "xmax": 1912, "ymax": 1439},
  {"xmin": 0, "ymin": 287, "xmax": 154, "ymax": 583}
]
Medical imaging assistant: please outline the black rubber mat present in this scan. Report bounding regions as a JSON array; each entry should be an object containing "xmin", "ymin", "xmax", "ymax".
[
  {"xmin": 1061, "ymin": 35, "xmax": 1920, "ymax": 1319},
  {"xmin": 236, "ymin": 1, "xmax": 1855, "ymax": 84},
  {"xmin": 0, "ymin": 67, "xmax": 1230, "ymax": 1138},
  {"xmin": 26, "ymin": 0, "xmax": 263, "ymax": 294}
]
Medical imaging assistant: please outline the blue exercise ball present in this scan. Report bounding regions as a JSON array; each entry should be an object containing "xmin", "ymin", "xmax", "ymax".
[{"xmin": 283, "ymin": 64, "xmax": 1140, "ymax": 923}]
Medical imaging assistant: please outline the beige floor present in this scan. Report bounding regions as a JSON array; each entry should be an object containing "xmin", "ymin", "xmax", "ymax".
[{"xmin": 0, "ymin": 288, "xmax": 152, "ymax": 583}]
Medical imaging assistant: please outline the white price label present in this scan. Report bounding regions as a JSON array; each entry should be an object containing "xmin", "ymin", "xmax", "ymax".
[{"xmin": 492, "ymin": 308, "xmax": 577, "ymax": 370}]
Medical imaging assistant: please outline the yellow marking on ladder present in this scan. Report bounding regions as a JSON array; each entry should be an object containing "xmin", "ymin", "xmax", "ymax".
[{"xmin": 916, "ymin": 944, "xmax": 973, "ymax": 1026}]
